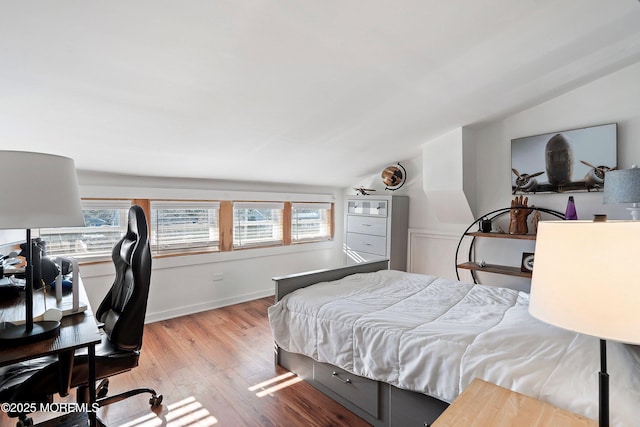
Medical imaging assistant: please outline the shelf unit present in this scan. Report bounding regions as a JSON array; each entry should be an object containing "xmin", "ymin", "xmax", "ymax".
[
  {"xmin": 455, "ymin": 207, "xmax": 564, "ymax": 284},
  {"xmin": 464, "ymin": 232, "xmax": 536, "ymax": 240}
]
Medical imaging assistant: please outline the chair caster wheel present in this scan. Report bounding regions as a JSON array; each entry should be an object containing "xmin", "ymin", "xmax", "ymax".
[
  {"xmin": 150, "ymin": 394, "xmax": 163, "ymax": 407},
  {"xmin": 97, "ymin": 385, "xmax": 109, "ymax": 398},
  {"xmin": 97, "ymin": 378, "xmax": 110, "ymax": 399},
  {"xmin": 16, "ymin": 417, "xmax": 33, "ymax": 427}
]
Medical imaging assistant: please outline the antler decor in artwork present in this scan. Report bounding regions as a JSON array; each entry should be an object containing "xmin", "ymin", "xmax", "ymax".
[{"xmin": 509, "ymin": 195, "xmax": 534, "ymax": 235}]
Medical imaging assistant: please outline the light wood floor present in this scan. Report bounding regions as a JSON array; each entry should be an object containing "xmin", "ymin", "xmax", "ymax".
[{"xmin": 2, "ymin": 297, "xmax": 370, "ymax": 427}]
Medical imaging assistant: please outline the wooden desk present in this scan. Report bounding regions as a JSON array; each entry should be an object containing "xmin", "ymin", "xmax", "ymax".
[
  {"xmin": 432, "ymin": 378, "xmax": 598, "ymax": 427},
  {"xmin": 0, "ymin": 278, "xmax": 102, "ymax": 426}
]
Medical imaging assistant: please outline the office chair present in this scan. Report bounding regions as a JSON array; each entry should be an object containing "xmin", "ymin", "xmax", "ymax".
[{"xmin": 0, "ymin": 205, "xmax": 162, "ymax": 426}]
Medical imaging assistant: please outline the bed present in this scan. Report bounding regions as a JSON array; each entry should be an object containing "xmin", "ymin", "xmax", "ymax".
[{"xmin": 269, "ymin": 261, "xmax": 640, "ymax": 427}]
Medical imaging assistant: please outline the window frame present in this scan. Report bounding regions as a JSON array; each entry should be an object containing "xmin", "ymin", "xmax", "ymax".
[
  {"xmin": 37, "ymin": 197, "xmax": 334, "ymax": 263},
  {"xmin": 290, "ymin": 202, "xmax": 333, "ymax": 243}
]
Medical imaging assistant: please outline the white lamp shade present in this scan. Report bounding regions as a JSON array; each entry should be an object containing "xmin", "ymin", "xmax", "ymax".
[
  {"xmin": 0, "ymin": 151, "xmax": 84, "ymax": 229},
  {"xmin": 530, "ymin": 220, "xmax": 640, "ymax": 345}
]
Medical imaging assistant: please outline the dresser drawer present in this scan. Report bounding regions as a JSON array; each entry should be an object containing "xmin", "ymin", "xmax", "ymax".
[
  {"xmin": 347, "ymin": 199, "xmax": 388, "ymax": 216},
  {"xmin": 314, "ymin": 362, "xmax": 379, "ymax": 418},
  {"xmin": 347, "ymin": 215, "xmax": 387, "ymax": 236},
  {"xmin": 346, "ymin": 232, "xmax": 387, "ymax": 256}
]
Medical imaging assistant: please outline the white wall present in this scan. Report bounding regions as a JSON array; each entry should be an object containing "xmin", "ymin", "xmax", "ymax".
[
  {"xmin": 423, "ymin": 127, "xmax": 475, "ymax": 225},
  {"xmin": 76, "ymin": 172, "xmax": 345, "ymax": 322}
]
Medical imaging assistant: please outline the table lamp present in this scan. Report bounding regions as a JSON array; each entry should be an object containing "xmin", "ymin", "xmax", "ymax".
[
  {"xmin": 603, "ymin": 166, "xmax": 640, "ymax": 220},
  {"xmin": 529, "ymin": 218, "xmax": 640, "ymax": 427},
  {"xmin": 0, "ymin": 151, "xmax": 84, "ymax": 345}
]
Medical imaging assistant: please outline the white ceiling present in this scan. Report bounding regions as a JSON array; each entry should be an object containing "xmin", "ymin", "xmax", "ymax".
[{"xmin": 1, "ymin": 0, "xmax": 639, "ymax": 187}]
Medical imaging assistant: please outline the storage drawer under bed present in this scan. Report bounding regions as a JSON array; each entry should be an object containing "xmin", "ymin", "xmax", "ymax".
[{"xmin": 313, "ymin": 361, "xmax": 380, "ymax": 418}]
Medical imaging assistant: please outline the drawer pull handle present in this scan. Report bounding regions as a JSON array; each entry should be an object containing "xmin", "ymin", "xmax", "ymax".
[
  {"xmin": 361, "ymin": 224, "xmax": 371, "ymax": 227},
  {"xmin": 331, "ymin": 371, "xmax": 352, "ymax": 384}
]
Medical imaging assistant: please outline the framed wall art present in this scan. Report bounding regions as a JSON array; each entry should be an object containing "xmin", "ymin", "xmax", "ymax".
[
  {"xmin": 520, "ymin": 252, "xmax": 535, "ymax": 273},
  {"xmin": 511, "ymin": 123, "xmax": 617, "ymax": 194}
]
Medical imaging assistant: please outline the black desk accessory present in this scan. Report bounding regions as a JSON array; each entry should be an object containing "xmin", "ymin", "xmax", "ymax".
[{"xmin": 0, "ymin": 230, "xmax": 60, "ymax": 345}]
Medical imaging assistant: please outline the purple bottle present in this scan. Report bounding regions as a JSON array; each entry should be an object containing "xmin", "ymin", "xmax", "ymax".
[{"xmin": 565, "ymin": 196, "xmax": 578, "ymax": 220}]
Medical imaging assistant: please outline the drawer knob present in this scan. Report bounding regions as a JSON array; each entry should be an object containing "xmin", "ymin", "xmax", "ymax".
[{"xmin": 331, "ymin": 371, "xmax": 352, "ymax": 384}]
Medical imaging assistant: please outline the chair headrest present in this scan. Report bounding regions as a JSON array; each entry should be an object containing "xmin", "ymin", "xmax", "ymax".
[{"xmin": 118, "ymin": 205, "xmax": 148, "ymax": 265}]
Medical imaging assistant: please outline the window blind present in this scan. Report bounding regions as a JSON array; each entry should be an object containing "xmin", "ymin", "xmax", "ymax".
[
  {"xmin": 291, "ymin": 202, "xmax": 331, "ymax": 243},
  {"xmin": 39, "ymin": 199, "xmax": 131, "ymax": 258},
  {"xmin": 150, "ymin": 201, "xmax": 220, "ymax": 252},
  {"xmin": 233, "ymin": 202, "xmax": 284, "ymax": 248}
]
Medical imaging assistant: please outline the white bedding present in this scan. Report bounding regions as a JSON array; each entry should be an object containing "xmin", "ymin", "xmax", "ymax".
[{"xmin": 268, "ymin": 270, "xmax": 640, "ymax": 426}]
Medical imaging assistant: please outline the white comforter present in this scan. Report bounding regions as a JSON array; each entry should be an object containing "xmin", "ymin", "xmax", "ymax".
[{"xmin": 268, "ymin": 270, "xmax": 640, "ymax": 426}]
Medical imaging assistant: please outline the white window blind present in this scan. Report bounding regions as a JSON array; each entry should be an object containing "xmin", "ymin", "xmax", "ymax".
[
  {"xmin": 291, "ymin": 202, "xmax": 332, "ymax": 243},
  {"xmin": 151, "ymin": 201, "xmax": 220, "ymax": 253},
  {"xmin": 39, "ymin": 199, "xmax": 132, "ymax": 258},
  {"xmin": 233, "ymin": 202, "xmax": 284, "ymax": 248}
]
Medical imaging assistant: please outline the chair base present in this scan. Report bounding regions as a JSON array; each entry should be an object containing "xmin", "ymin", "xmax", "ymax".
[
  {"xmin": 78, "ymin": 378, "xmax": 163, "ymax": 409},
  {"xmin": 98, "ymin": 387, "xmax": 163, "ymax": 408},
  {"xmin": 12, "ymin": 380, "xmax": 162, "ymax": 427}
]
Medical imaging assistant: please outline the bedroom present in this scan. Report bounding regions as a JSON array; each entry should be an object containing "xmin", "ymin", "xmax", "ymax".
[{"xmin": 1, "ymin": 1, "xmax": 640, "ymax": 426}]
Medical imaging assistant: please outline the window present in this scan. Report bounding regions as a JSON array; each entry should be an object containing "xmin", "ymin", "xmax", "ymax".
[
  {"xmin": 39, "ymin": 200, "xmax": 131, "ymax": 258},
  {"xmin": 291, "ymin": 203, "xmax": 332, "ymax": 243},
  {"xmin": 150, "ymin": 201, "xmax": 219, "ymax": 253},
  {"xmin": 233, "ymin": 202, "xmax": 283, "ymax": 248},
  {"xmin": 38, "ymin": 197, "xmax": 332, "ymax": 261}
]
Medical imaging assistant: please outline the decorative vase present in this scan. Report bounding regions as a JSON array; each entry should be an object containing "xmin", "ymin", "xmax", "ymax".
[{"xmin": 565, "ymin": 196, "xmax": 578, "ymax": 220}]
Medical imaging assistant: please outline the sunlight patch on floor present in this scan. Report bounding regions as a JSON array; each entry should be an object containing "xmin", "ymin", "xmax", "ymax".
[
  {"xmin": 248, "ymin": 371, "xmax": 303, "ymax": 397},
  {"xmin": 117, "ymin": 412, "xmax": 162, "ymax": 427},
  {"xmin": 117, "ymin": 396, "xmax": 218, "ymax": 427}
]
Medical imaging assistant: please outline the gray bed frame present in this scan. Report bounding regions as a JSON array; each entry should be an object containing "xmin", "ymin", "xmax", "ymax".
[{"xmin": 272, "ymin": 260, "xmax": 449, "ymax": 427}]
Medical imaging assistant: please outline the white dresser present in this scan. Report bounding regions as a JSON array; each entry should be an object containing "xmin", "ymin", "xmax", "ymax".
[{"xmin": 344, "ymin": 195, "xmax": 409, "ymax": 271}]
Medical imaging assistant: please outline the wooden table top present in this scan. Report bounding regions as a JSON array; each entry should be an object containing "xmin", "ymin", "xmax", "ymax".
[
  {"xmin": 432, "ymin": 378, "xmax": 598, "ymax": 427},
  {"xmin": 0, "ymin": 278, "xmax": 101, "ymax": 366}
]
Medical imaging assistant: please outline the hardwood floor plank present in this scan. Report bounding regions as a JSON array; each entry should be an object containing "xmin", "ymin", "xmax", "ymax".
[{"xmin": 1, "ymin": 297, "xmax": 371, "ymax": 427}]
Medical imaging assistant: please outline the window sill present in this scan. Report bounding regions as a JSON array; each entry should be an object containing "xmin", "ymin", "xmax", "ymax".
[{"xmin": 152, "ymin": 247, "xmax": 220, "ymax": 259}]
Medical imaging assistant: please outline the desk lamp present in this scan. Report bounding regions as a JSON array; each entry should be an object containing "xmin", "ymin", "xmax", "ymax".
[
  {"xmin": 0, "ymin": 151, "xmax": 84, "ymax": 345},
  {"xmin": 529, "ymin": 218, "xmax": 640, "ymax": 427},
  {"xmin": 603, "ymin": 166, "xmax": 640, "ymax": 220}
]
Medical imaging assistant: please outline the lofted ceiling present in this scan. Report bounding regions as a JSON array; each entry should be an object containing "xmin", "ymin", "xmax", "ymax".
[{"xmin": 1, "ymin": 0, "xmax": 639, "ymax": 187}]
